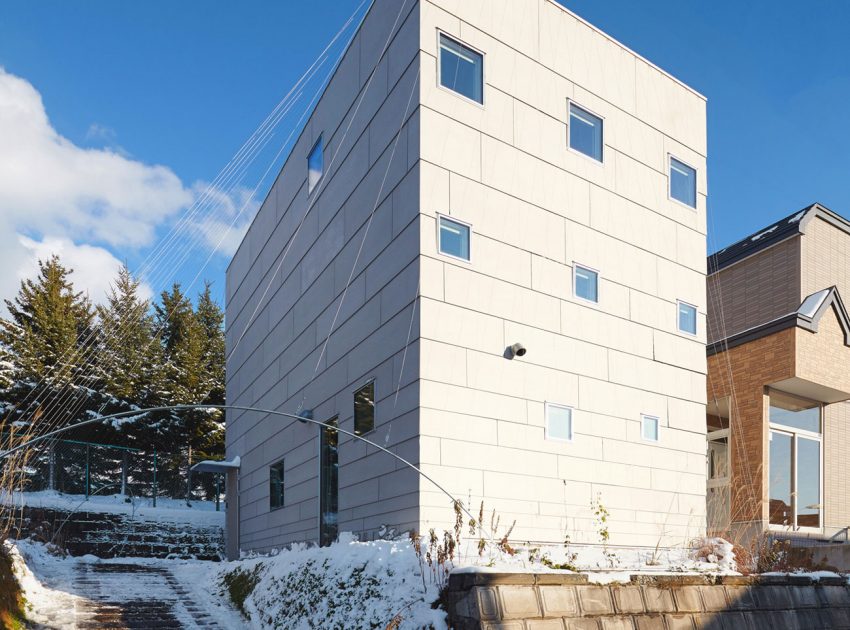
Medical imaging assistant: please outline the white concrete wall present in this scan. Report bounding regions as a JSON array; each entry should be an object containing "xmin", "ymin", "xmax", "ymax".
[
  {"xmin": 415, "ymin": 0, "xmax": 708, "ymax": 546},
  {"xmin": 225, "ymin": 0, "xmax": 423, "ymax": 553}
]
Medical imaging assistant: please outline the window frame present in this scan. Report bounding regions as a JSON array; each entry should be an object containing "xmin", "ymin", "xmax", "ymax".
[
  {"xmin": 436, "ymin": 31, "xmax": 485, "ymax": 107},
  {"xmin": 307, "ymin": 135, "xmax": 324, "ymax": 195},
  {"xmin": 269, "ymin": 459, "xmax": 285, "ymax": 511},
  {"xmin": 353, "ymin": 379, "xmax": 376, "ymax": 436},
  {"xmin": 677, "ymin": 300, "xmax": 698, "ymax": 336},
  {"xmin": 641, "ymin": 414, "xmax": 661, "ymax": 443},
  {"xmin": 567, "ymin": 100, "xmax": 605, "ymax": 164},
  {"xmin": 768, "ymin": 392, "xmax": 824, "ymax": 533},
  {"xmin": 573, "ymin": 263, "xmax": 600, "ymax": 304},
  {"xmin": 668, "ymin": 154, "xmax": 698, "ymax": 210},
  {"xmin": 545, "ymin": 402, "xmax": 574, "ymax": 443},
  {"xmin": 436, "ymin": 214, "xmax": 473, "ymax": 263}
]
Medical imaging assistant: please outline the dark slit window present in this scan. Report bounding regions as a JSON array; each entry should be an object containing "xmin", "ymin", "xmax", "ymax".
[{"xmin": 320, "ymin": 417, "xmax": 339, "ymax": 547}]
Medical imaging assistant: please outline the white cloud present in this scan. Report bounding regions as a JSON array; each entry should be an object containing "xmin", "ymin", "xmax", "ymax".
[
  {"xmin": 0, "ymin": 67, "xmax": 256, "ymax": 310},
  {"xmin": 189, "ymin": 182, "xmax": 258, "ymax": 258}
]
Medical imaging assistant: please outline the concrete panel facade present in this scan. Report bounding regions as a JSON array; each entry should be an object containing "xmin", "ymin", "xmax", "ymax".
[{"xmin": 226, "ymin": 0, "xmax": 708, "ymax": 554}]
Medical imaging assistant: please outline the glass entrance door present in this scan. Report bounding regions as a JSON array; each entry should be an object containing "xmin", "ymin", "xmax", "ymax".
[{"xmin": 319, "ymin": 416, "xmax": 339, "ymax": 546}]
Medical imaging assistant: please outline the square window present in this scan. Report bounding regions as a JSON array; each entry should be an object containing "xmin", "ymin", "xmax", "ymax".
[
  {"xmin": 574, "ymin": 265, "xmax": 599, "ymax": 303},
  {"xmin": 642, "ymin": 415, "xmax": 660, "ymax": 442},
  {"xmin": 678, "ymin": 301, "xmax": 697, "ymax": 335},
  {"xmin": 439, "ymin": 34, "xmax": 483, "ymax": 104},
  {"xmin": 438, "ymin": 216, "xmax": 471, "ymax": 261},
  {"xmin": 354, "ymin": 381, "xmax": 375, "ymax": 435},
  {"xmin": 569, "ymin": 103, "xmax": 603, "ymax": 161},
  {"xmin": 670, "ymin": 157, "xmax": 697, "ymax": 208},
  {"xmin": 308, "ymin": 136, "xmax": 324, "ymax": 194},
  {"xmin": 546, "ymin": 403, "xmax": 573, "ymax": 442},
  {"xmin": 269, "ymin": 460, "xmax": 285, "ymax": 510}
]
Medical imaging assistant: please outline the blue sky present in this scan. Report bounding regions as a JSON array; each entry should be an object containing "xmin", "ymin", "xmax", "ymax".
[{"xmin": 1, "ymin": 0, "xmax": 849, "ymax": 306}]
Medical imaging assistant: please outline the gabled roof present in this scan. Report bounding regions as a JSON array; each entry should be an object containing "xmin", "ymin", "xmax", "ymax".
[
  {"xmin": 708, "ymin": 286, "xmax": 850, "ymax": 356},
  {"xmin": 708, "ymin": 203, "xmax": 850, "ymax": 273}
]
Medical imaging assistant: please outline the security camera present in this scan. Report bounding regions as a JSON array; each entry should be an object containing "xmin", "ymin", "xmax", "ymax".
[{"xmin": 506, "ymin": 343, "xmax": 527, "ymax": 359}]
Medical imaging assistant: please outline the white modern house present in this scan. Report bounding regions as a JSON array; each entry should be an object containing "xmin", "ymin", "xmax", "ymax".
[{"xmin": 224, "ymin": 0, "xmax": 708, "ymax": 559}]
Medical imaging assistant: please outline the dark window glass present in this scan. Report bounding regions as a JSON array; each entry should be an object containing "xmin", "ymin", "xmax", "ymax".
[
  {"xmin": 439, "ymin": 216, "xmax": 470, "ymax": 260},
  {"xmin": 354, "ymin": 381, "xmax": 375, "ymax": 435},
  {"xmin": 439, "ymin": 35, "xmax": 483, "ymax": 103},
  {"xmin": 320, "ymin": 417, "xmax": 339, "ymax": 547},
  {"xmin": 269, "ymin": 460, "xmax": 284, "ymax": 510},
  {"xmin": 769, "ymin": 431, "xmax": 792, "ymax": 526}
]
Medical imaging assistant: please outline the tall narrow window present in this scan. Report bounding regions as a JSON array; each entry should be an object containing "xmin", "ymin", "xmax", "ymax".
[
  {"xmin": 439, "ymin": 34, "xmax": 484, "ymax": 104},
  {"xmin": 269, "ymin": 460, "xmax": 285, "ymax": 510},
  {"xmin": 670, "ymin": 157, "xmax": 697, "ymax": 208},
  {"xmin": 569, "ymin": 103, "xmax": 603, "ymax": 161},
  {"xmin": 320, "ymin": 417, "xmax": 339, "ymax": 547},
  {"xmin": 574, "ymin": 264, "xmax": 599, "ymax": 303},
  {"xmin": 354, "ymin": 381, "xmax": 375, "ymax": 435},
  {"xmin": 642, "ymin": 415, "xmax": 660, "ymax": 442},
  {"xmin": 768, "ymin": 391, "xmax": 822, "ymax": 529},
  {"xmin": 438, "ymin": 216, "xmax": 471, "ymax": 261},
  {"xmin": 678, "ymin": 301, "xmax": 698, "ymax": 335},
  {"xmin": 545, "ymin": 403, "xmax": 573, "ymax": 442},
  {"xmin": 308, "ymin": 136, "xmax": 324, "ymax": 194}
]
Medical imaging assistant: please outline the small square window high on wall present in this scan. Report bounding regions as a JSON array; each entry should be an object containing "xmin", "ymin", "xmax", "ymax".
[
  {"xmin": 642, "ymin": 415, "xmax": 660, "ymax": 442},
  {"xmin": 308, "ymin": 136, "xmax": 324, "ymax": 194},
  {"xmin": 269, "ymin": 460, "xmax": 285, "ymax": 510},
  {"xmin": 574, "ymin": 264, "xmax": 599, "ymax": 303},
  {"xmin": 545, "ymin": 403, "xmax": 573, "ymax": 442},
  {"xmin": 354, "ymin": 381, "xmax": 375, "ymax": 435},
  {"xmin": 678, "ymin": 301, "xmax": 697, "ymax": 335},
  {"xmin": 439, "ymin": 34, "xmax": 484, "ymax": 104},
  {"xmin": 438, "ymin": 216, "xmax": 471, "ymax": 261},
  {"xmin": 569, "ymin": 102, "xmax": 603, "ymax": 162},
  {"xmin": 670, "ymin": 157, "xmax": 697, "ymax": 208}
]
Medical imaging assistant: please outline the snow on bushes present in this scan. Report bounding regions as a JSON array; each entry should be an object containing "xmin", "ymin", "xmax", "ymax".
[{"xmin": 215, "ymin": 533, "xmax": 447, "ymax": 630}]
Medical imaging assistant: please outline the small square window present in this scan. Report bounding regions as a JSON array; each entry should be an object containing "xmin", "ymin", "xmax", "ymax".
[
  {"xmin": 642, "ymin": 415, "xmax": 660, "ymax": 442},
  {"xmin": 308, "ymin": 136, "xmax": 324, "ymax": 194},
  {"xmin": 574, "ymin": 265, "xmax": 599, "ymax": 303},
  {"xmin": 438, "ymin": 216, "xmax": 471, "ymax": 261},
  {"xmin": 670, "ymin": 157, "xmax": 696, "ymax": 208},
  {"xmin": 678, "ymin": 301, "xmax": 697, "ymax": 335},
  {"xmin": 354, "ymin": 381, "xmax": 375, "ymax": 435},
  {"xmin": 439, "ymin": 34, "xmax": 483, "ymax": 104},
  {"xmin": 546, "ymin": 403, "xmax": 573, "ymax": 442},
  {"xmin": 269, "ymin": 460, "xmax": 285, "ymax": 510},
  {"xmin": 569, "ymin": 103, "xmax": 603, "ymax": 161}
]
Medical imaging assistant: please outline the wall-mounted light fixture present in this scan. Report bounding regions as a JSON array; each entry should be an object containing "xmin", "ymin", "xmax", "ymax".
[{"xmin": 505, "ymin": 342, "xmax": 527, "ymax": 360}]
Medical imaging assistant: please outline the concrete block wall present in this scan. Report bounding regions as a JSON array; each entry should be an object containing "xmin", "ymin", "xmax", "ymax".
[
  {"xmin": 415, "ymin": 0, "xmax": 707, "ymax": 546},
  {"xmin": 225, "ymin": 0, "xmax": 425, "ymax": 552},
  {"xmin": 446, "ymin": 572, "xmax": 850, "ymax": 630}
]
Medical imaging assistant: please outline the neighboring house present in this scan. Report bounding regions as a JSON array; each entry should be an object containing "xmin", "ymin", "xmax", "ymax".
[
  {"xmin": 223, "ymin": 0, "xmax": 708, "ymax": 559},
  {"xmin": 707, "ymin": 203, "xmax": 850, "ymax": 543}
]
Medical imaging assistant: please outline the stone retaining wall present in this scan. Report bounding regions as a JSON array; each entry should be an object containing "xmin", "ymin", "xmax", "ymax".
[
  {"xmin": 446, "ymin": 572, "xmax": 850, "ymax": 629},
  {"xmin": 11, "ymin": 507, "xmax": 224, "ymax": 560}
]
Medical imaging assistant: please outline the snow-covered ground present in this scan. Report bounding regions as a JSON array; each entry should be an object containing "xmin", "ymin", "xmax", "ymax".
[
  {"xmin": 9, "ymin": 532, "xmax": 740, "ymax": 629},
  {"xmin": 2, "ymin": 490, "xmax": 225, "ymax": 525}
]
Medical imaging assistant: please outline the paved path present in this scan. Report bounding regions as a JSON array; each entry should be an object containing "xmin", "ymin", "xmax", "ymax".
[{"xmin": 30, "ymin": 560, "xmax": 227, "ymax": 629}]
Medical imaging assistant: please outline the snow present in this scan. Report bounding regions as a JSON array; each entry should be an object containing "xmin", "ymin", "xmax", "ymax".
[
  {"xmin": 2, "ymin": 490, "xmax": 225, "ymax": 526},
  {"xmin": 798, "ymin": 288, "xmax": 831, "ymax": 319},
  {"xmin": 789, "ymin": 210, "xmax": 808, "ymax": 223},
  {"xmin": 750, "ymin": 225, "xmax": 779, "ymax": 241},
  {"xmin": 8, "ymin": 539, "xmax": 245, "ymax": 629}
]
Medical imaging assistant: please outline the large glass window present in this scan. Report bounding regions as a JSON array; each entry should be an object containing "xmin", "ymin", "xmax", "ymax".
[
  {"xmin": 439, "ymin": 34, "xmax": 483, "ymax": 104},
  {"xmin": 269, "ymin": 460, "xmax": 285, "ymax": 510},
  {"xmin": 438, "ymin": 216, "xmax": 471, "ymax": 261},
  {"xmin": 354, "ymin": 381, "xmax": 375, "ymax": 435},
  {"xmin": 320, "ymin": 417, "xmax": 339, "ymax": 547},
  {"xmin": 308, "ymin": 136, "xmax": 324, "ymax": 194},
  {"xmin": 574, "ymin": 264, "xmax": 599, "ymax": 303},
  {"xmin": 670, "ymin": 157, "xmax": 697, "ymax": 208},
  {"xmin": 569, "ymin": 103, "xmax": 603, "ymax": 161},
  {"xmin": 546, "ymin": 403, "xmax": 573, "ymax": 442},
  {"xmin": 769, "ymin": 391, "xmax": 822, "ymax": 529}
]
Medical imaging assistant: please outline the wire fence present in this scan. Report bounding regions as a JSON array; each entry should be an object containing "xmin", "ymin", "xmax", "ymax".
[{"xmin": 2, "ymin": 436, "xmax": 224, "ymax": 510}]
